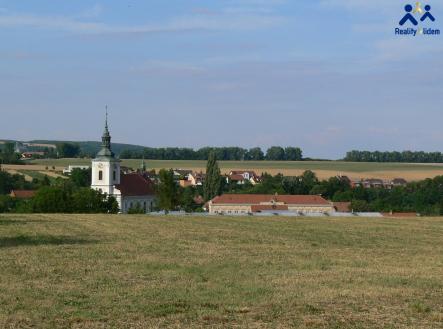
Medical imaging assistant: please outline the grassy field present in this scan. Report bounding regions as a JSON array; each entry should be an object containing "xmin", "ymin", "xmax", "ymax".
[
  {"xmin": 1, "ymin": 214, "xmax": 442, "ymax": 328},
  {"xmin": 24, "ymin": 159, "xmax": 443, "ymax": 181}
]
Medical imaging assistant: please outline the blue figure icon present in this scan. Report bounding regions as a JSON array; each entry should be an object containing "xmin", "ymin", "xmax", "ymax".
[
  {"xmin": 421, "ymin": 5, "xmax": 435, "ymax": 22},
  {"xmin": 400, "ymin": 4, "xmax": 418, "ymax": 25}
]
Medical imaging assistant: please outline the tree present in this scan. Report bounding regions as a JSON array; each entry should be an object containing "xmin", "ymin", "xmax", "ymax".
[
  {"xmin": 246, "ymin": 147, "xmax": 264, "ymax": 160},
  {"xmin": 0, "ymin": 195, "xmax": 15, "ymax": 213},
  {"xmin": 203, "ymin": 152, "xmax": 222, "ymax": 201},
  {"xmin": 284, "ymin": 147, "xmax": 303, "ymax": 161},
  {"xmin": 181, "ymin": 187, "xmax": 197, "ymax": 213},
  {"xmin": 32, "ymin": 186, "xmax": 70, "ymax": 213},
  {"xmin": 266, "ymin": 146, "xmax": 285, "ymax": 161},
  {"xmin": 0, "ymin": 171, "xmax": 30, "ymax": 194},
  {"xmin": 70, "ymin": 168, "xmax": 91, "ymax": 187},
  {"xmin": 71, "ymin": 188, "xmax": 118, "ymax": 213},
  {"xmin": 0, "ymin": 142, "xmax": 20, "ymax": 164},
  {"xmin": 156, "ymin": 169, "xmax": 180, "ymax": 211},
  {"xmin": 57, "ymin": 143, "xmax": 80, "ymax": 158}
]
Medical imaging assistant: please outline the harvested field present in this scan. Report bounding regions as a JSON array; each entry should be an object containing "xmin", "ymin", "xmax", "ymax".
[
  {"xmin": 25, "ymin": 159, "xmax": 443, "ymax": 181},
  {"xmin": 0, "ymin": 214, "xmax": 442, "ymax": 328}
]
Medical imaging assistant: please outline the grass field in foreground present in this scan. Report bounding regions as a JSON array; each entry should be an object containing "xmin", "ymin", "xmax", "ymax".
[
  {"xmin": 1, "ymin": 214, "xmax": 442, "ymax": 328},
  {"xmin": 27, "ymin": 159, "xmax": 443, "ymax": 181}
]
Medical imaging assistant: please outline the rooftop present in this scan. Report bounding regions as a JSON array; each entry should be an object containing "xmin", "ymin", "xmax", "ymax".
[
  {"xmin": 115, "ymin": 173, "xmax": 155, "ymax": 197},
  {"xmin": 211, "ymin": 194, "xmax": 331, "ymax": 205}
]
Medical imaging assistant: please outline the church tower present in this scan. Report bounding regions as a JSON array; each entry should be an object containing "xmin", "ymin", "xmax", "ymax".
[{"xmin": 91, "ymin": 113, "xmax": 121, "ymax": 196}]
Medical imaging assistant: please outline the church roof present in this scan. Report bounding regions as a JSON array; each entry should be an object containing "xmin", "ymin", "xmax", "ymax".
[
  {"xmin": 115, "ymin": 173, "xmax": 155, "ymax": 197},
  {"xmin": 95, "ymin": 111, "xmax": 116, "ymax": 161}
]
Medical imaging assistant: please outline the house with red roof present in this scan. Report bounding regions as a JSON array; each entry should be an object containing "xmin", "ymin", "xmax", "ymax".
[
  {"xmin": 208, "ymin": 194, "xmax": 335, "ymax": 215},
  {"xmin": 226, "ymin": 170, "xmax": 261, "ymax": 185},
  {"xmin": 10, "ymin": 190, "xmax": 36, "ymax": 199}
]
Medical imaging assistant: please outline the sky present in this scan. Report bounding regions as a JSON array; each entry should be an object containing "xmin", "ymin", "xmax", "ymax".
[{"xmin": 0, "ymin": 0, "xmax": 442, "ymax": 159}]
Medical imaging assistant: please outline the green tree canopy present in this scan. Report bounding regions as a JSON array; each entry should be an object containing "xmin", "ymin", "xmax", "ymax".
[
  {"xmin": 57, "ymin": 143, "xmax": 80, "ymax": 158},
  {"xmin": 156, "ymin": 169, "xmax": 180, "ymax": 211},
  {"xmin": 203, "ymin": 152, "xmax": 222, "ymax": 201}
]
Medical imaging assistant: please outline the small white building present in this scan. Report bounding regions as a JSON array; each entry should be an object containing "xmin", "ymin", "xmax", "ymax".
[
  {"xmin": 91, "ymin": 116, "xmax": 155, "ymax": 213},
  {"xmin": 63, "ymin": 165, "xmax": 90, "ymax": 175}
]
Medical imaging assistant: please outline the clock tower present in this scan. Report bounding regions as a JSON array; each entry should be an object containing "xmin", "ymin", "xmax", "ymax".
[{"xmin": 91, "ymin": 113, "xmax": 121, "ymax": 196}]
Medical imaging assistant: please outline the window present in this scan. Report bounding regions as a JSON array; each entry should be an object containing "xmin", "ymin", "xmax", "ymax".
[
  {"xmin": 113, "ymin": 171, "xmax": 116, "ymax": 181},
  {"xmin": 99, "ymin": 170, "xmax": 103, "ymax": 181}
]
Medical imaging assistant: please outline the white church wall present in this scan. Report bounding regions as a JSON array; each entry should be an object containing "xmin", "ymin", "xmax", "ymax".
[{"xmin": 122, "ymin": 195, "xmax": 156, "ymax": 214}]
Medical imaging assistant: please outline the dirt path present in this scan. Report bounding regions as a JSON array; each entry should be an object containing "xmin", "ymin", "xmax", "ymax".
[{"xmin": 5, "ymin": 169, "xmax": 33, "ymax": 182}]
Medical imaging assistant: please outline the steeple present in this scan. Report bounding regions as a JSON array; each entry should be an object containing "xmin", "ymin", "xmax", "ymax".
[
  {"xmin": 102, "ymin": 109, "xmax": 111, "ymax": 150},
  {"xmin": 95, "ymin": 108, "xmax": 115, "ymax": 160}
]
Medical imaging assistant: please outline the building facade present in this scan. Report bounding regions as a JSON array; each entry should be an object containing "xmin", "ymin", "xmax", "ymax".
[
  {"xmin": 208, "ymin": 194, "xmax": 335, "ymax": 215},
  {"xmin": 91, "ymin": 116, "xmax": 155, "ymax": 213}
]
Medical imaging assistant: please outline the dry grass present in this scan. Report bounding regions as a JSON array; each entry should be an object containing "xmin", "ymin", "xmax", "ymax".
[
  {"xmin": 1, "ymin": 214, "xmax": 442, "ymax": 328},
  {"xmin": 4, "ymin": 169, "xmax": 33, "ymax": 182}
]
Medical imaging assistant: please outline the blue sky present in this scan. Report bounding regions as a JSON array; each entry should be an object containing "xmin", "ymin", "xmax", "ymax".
[{"xmin": 0, "ymin": 0, "xmax": 442, "ymax": 159}]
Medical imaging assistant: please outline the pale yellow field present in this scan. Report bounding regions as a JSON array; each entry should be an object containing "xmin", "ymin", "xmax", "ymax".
[{"xmin": 6, "ymin": 162, "xmax": 443, "ymax": 181}]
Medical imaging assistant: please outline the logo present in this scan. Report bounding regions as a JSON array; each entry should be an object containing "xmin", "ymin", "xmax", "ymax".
[{"xmin": 396, "ymin": 2, "xmax": 439, "ymax": 36}]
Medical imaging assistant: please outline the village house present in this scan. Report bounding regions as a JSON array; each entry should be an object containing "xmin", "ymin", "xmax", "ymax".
[
  {"xmin": 226, "ymin": 170, "xmax": 261, "ymax": 185},
  {"xmin": 187, "ymin": 172, "xmax": 205, "ymax": 186},
  {"xmin": 362, "ymin": 178, "xmax": 384, "ymax": 189},
  {"xmin": 351, "ymin": 177, "xmax": 408, "ymax": 189},
  {"xmin": 21, "ymin": 151, "xmax": 45, "ymax": 159},
  {"xmin": 173, "ymin": 169, "xmax": 193, "ymax": 179},
  {"xmin": 208, "ymin": 194, "xmax": 335, "ymax": 215},
  {"xmin": 10, "ymin": 190, "xmax": 36, "ymax": 199},
  {"xmin": 90, "ymin": 116, "xmax": 155, "ymax": 213},
  {"xmin": 390, "ymin": 178, "xmax": 408, "ymax": 187}
]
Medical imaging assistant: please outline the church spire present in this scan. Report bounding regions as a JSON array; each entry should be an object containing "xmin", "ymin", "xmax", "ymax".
[
  {"xmin": 95, "ymin": 106, "xmax": 115, "ymax": 160},
  {"xmin": 102, "ymin": 107, "xmax": 111, "ymax": 150}
]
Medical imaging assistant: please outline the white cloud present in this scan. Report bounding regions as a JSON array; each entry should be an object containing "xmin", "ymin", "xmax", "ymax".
[{"xmin": 0, "ymin": 11, "xmax": 284, "ymax": 35}]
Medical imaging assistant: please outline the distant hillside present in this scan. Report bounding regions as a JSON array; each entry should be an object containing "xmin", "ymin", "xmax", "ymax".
[{"xmin": 1, "ymin": 140, "xmax": 146, "ymax": 156}]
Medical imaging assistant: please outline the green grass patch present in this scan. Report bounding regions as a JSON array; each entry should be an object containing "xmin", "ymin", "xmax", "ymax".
[{"xmin": 0, "ymin": 214, "xmax": 442, "ymax": 328}]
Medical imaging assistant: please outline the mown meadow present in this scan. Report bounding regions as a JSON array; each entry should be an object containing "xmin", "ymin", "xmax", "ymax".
[{"xmin": 1, "ymin": 214, "xmax": 442, "ymax": 328}]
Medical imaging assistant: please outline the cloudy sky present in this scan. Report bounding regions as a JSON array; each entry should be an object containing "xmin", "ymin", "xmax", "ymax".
[{"xmin": 0, "ymin": 0, "xmax": 442, "ymax": 159}]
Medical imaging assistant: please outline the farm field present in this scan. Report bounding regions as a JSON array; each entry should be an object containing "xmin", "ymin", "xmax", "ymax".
[
  {"xmin": 22, "ymin": 158, "xmax": 443, "ymax": 181},
  {"xmin": 0, "ymin": 214, "xmax": 442, "ymax": 328}
]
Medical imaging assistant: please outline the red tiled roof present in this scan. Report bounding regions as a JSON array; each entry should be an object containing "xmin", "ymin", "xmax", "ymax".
[
  {"xmin": 333, "ymin": 202, "xmax": 351, "ymax": 212},
  {"xmin": 230, "ymin": 170, "xmax": 257, "ymax": 176},
  {"xmin": 251, "ymin": 204, "xmax": 289, "ymax": 212},
  {"xmin": 229, "ymin": 174, "xmax": 245, "ymax": 181},
  {"xmin": 10, "ymin": 190, "xmax": 36, "ymax": 199},
  {"xmin": 115, "ymin": 173, "xmax": 155, "ymax": 197},
  {"xmin": 211, "ymin": 194, "xmax": 330, "ymax": 205}
]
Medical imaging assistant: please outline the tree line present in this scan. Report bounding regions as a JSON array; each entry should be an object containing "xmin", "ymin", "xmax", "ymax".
[
  {"xmin": 0, "ymin": 168, "xmax": 117, "ymax": 214},
  {"xmin": 0, "ymin": 143, "xmax": 21, "ymax": 164},
  {"xmin": 120, "ymin": 146, "xmax": 303, "ymax": 161},
  {"xmin": 344, "ymin": 150, "xmax": 443, "ymax": 163}
]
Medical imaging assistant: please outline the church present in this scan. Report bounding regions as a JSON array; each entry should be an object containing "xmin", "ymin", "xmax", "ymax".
[{"xmin": 91, "ymin": 116, "xmax": 156, "ymax": 213}]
